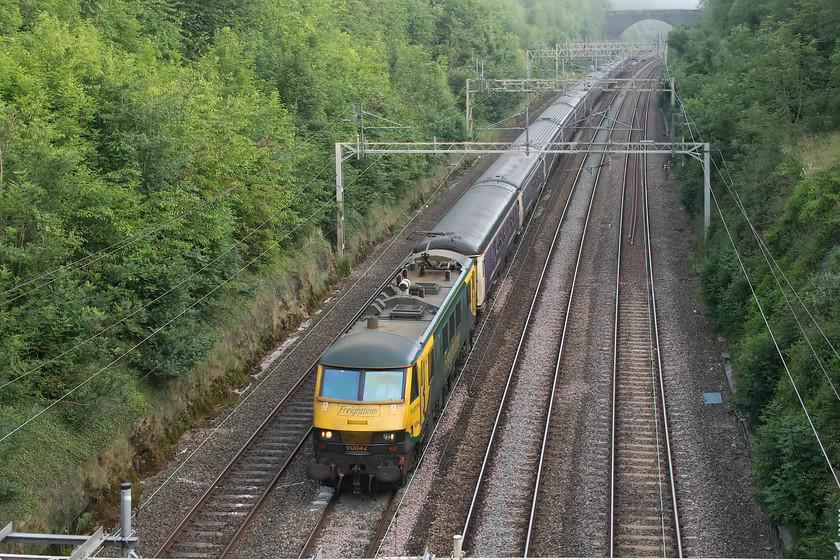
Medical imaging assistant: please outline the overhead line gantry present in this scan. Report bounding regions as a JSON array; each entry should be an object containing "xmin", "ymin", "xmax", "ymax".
[
  {"xmin": 466, "ymin": 42, "xmax": 671, "ymax": 135},
  {"xmin": 334, "ymin": 139, "xmax": 712, "ymax": 258}
]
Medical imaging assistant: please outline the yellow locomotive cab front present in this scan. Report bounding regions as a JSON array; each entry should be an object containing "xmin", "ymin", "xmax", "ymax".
[{"xmin": 309, "ymin": 365, "xmax": 417, "ymax": 489}]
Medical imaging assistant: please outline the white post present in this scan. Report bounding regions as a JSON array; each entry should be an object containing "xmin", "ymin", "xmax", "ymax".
[
  {"xmin": 704, "ymin": 143, "xmax": 711, "ymax": 241},
  {"xmin": 466, "ymin": 79, "xmax": 473, "ymax": 137},
  {"xmin": 452, "ymin": 534, "xmax": 463, "ymax": 559},
  {"xmin": 119, "ymin": 483, "xmax": 132, "ymax": 558},
  {"xmin": 834, "ymin": 508, "xmax": 839, "ymax": 560},
  {"xmin": 336, "ymin": 143, "xmax": 345, "ymax": 258}
]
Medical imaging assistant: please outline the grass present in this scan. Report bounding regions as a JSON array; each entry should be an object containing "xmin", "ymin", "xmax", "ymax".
[
  {"xmin": 0, "ymin": 370, "xmax": 147, "ymax": 531},
  {"xmin": 799, "ymin": 131, "xmax": 840, "ymax": 175}
]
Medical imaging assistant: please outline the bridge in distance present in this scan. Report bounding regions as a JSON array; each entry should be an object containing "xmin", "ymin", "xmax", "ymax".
[{"xmin": 605, "ymin": 9, "xmax": 700, "ymax": 38}]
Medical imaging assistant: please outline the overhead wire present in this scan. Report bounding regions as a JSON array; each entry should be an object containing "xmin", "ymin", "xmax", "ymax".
[
  {"xmin": 674, "ymin": 84, "xmax": 840, "ymax": 402},
  {"xmin": 711, "ymin": 157, "xmax": 840, "ymax": 403},
  {"xmin": 665, "ymin": 60, "xmax": 840, "ymax": 485},
  {"xmin": 713, "ymin": 149, "xmax": 840, "ymax": 365},
  {"xmin": 0, "ymin": 157, "xmax": 337, "ymax": 392},
  {"xmin": 709, "ymin": 185, "xmax": 840, "ymax": 492}
]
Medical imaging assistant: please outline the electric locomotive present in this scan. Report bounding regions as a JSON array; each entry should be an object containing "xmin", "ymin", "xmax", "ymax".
[{"xmin": 307, "ymin": 250, "xmax": 476, "ymax": 493}]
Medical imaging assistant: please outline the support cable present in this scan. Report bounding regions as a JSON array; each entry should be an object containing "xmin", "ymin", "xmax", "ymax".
[
  {"xmin": 711, "ymin": 158, "xmax": 840, "ymax": 403},
  {"xmin": 0, "ymin": 161, "xmax": 338, "ymax": 443},
  {"xmin": 0, "ymin": 62, "xmax": 514, "ymax": 403},
  {"xmin": 709, "ymin": 186, "xmax": 840, "ymax": 492},
  {"xmin": 660, "ymin": 59, "xmax": 840, "ymax": 500}
]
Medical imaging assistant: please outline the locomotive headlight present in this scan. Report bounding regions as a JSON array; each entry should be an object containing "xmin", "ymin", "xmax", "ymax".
[
  {"xmin": 382, "ymin": 433, "xmax": 395, "ymax": 441},
  {"xmin": 321, "ymin": 430, "xmax": 333, "ymax": 439}
]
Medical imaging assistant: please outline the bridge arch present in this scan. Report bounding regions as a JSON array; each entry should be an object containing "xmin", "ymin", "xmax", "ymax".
[{"xmin": 604, "ymin": 9, "xmax": 700, "ymax": 39}]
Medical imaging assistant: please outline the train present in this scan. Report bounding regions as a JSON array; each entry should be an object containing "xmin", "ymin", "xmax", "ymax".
[{"xmin": 307, "ymin": 59, "xmax": 625, "ymax": 493}]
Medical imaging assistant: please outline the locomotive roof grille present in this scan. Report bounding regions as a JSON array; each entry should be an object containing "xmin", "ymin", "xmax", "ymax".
[{"xmin": 389, "ymin": 304, "xmax": 424, "ymax": 319}]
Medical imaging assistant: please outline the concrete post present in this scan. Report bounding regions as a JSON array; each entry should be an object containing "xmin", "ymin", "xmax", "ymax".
[
  {"xmin": 335, "ymin": 143, "xmax": 345, "ymax": 258},
  {"xmin": 452, "ymin": 534, "xmax": 463, "ymax": 559},
  {"xmin": 119, "ymin": 483, "xmax": 132, "ymax": 558},
  {"xmin": 704, "ymin": 143, "xmax": 711, "ymax": 241}
]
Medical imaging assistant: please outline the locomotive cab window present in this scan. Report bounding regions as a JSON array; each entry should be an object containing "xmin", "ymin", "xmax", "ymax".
[
  {"xmin": 363, "ymin": 370, "xmax": 405, "ymax": 401},
  {"xmin": 320, "ymin": 367, "xmax": 405, "ymax": 402},
  {"xmin": 320, "ymin": 368, "xmax": 359, "ymax": 401}
]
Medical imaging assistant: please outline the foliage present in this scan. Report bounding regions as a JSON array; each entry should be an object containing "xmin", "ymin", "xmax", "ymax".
[{"xmin": 668, "ymin": 0, "xmax": 840, "ymax": 554}]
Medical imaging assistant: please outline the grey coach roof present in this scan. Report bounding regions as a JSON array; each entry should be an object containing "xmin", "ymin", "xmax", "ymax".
[{"xmin": 412, "ymin": 183, "xmax": 518, "ymax": 255}]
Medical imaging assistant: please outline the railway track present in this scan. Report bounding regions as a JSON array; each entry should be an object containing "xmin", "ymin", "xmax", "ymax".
[
  {"xmin": 155, "ymin": 375, "xmax": 315, "ymax": 559},
  {"xmin": 609, "ymin": 60, "xmax": 682, "ymax": 557},
  {"xmin": 299, "ymin": 488, "xmax": 398, "ymax": 558},
  {"xmin": 457, "ymin": 61, "xmax": 641, "ymax": 556}
]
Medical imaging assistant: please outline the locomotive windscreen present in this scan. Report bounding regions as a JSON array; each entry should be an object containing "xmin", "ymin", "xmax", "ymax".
[
  {"xmin": 363, "ymin": 370, "xmax": 404, "ymax": 401},
  {"xmin": 320, "ymin": 367, "xmax": 406, "ymax": 402}
]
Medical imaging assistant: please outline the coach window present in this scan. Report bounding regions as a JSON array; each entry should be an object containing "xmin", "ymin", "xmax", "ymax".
[{"xmin": 456, "ymin": 303, "xmax": 462, "ymax": 326}]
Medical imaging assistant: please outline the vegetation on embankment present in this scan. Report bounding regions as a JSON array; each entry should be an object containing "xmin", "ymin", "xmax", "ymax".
[
  {"xmin": 667, "ymin": 0, "xmax": 840, "ymax": 555},
  {"xmin": 0, "ymin": 0, "xmax": 609, "ymax": 534}
]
